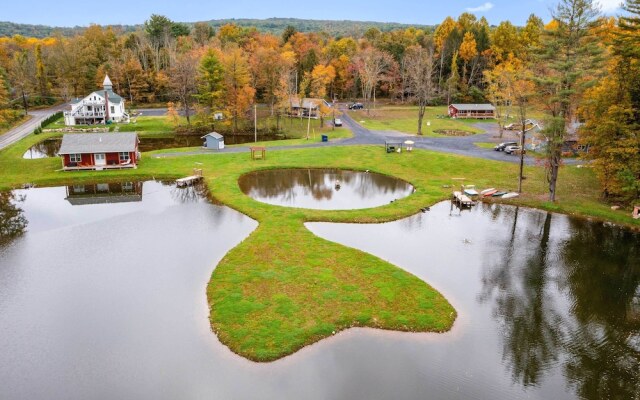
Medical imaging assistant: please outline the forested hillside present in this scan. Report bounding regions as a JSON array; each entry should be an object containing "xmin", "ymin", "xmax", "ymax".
[{"xmin": 0, "ymin": 18, "xmax": 432, "ymax": 39}]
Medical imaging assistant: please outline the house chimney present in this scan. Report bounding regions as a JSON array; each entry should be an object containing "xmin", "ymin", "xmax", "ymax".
[{"xmin": 103, "ymin": 75, "xmax": 112, "ymax": 123}]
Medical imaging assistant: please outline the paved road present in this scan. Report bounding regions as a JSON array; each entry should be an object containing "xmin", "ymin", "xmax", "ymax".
[{"xmin": 0, "ymin": 104, "xmax": 68, "ymax": 151}]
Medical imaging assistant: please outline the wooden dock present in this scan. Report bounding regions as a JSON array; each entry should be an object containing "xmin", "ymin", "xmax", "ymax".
[
  {"xmin": 452, "ymin": 191, "xmax": 475, "ymax": 207},
  {"xmin": 176, "ymin": 168, "xmax": 203, "ymax": 187}
]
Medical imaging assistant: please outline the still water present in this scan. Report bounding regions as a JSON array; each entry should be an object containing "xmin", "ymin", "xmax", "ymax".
[
  {"xmin": 238, "ymin": 168, "xmax": 415, "ymax": 210},
  {"xmin": 0, "ymin": 184, "xmax": 638, "ymax": 400}
]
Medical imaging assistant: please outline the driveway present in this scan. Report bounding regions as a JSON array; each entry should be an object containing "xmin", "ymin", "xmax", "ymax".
[{"xmin": 0, "ymin": 104, "xmax": 68, "ymax": 151}]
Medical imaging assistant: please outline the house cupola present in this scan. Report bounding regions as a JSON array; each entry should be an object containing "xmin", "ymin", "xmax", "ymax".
[{"xmin": 103, "ymin": 74, "xmax": 113, "ymax": 91}]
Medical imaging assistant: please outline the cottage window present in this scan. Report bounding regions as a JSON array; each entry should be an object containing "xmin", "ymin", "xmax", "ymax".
[
  {"xmin": 119, "ymin": 152, "xmax": 130, "ymax": 162},
  {"xmin": 69, "ymin": 154, "xmax": 82, "ymax": 163},
  {"xmin": 111, "ymin": 106, "xmax": 115, "ymax": 114}
]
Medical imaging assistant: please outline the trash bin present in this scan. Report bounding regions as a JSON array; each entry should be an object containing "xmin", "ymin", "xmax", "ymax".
[{"xmin": 322, "ymin": 135, "xmax": 328, "ymax": 142}]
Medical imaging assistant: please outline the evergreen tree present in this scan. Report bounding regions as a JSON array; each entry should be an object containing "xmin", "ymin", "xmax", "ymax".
[{"xmin": 536, "ymin": 0, "xmax": 602, "ymax": 201}]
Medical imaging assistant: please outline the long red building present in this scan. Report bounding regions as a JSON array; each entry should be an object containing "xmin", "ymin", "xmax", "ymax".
[{"xmin": 57, "ymin": 132, "xmax": 139, "ymax": 171}]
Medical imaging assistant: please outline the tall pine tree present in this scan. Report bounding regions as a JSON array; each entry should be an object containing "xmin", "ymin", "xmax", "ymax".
[{"xmin": 536, "ymin": 0, "xmax": 602, "ymax": 201}]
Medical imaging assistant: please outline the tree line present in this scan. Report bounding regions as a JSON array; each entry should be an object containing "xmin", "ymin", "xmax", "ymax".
[{"xmin": 0, "ymin": 2, "xmax": 638, "ymax": 204}]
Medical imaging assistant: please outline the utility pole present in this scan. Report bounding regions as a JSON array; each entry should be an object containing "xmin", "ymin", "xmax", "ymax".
[
  {"xmin": 306, "ymin": 101, "xmax": 313, "ymax": 140},
  {"xmin": 518, "ymin": 120, "xmax": 526, "ymax": 193},
  {"xmin": 332, "ymin": 107, "xmax": 335, "ymax": 131},
  {"xmin": 254, "ymin": 104, "xmax": 257, "ymax": 143}
]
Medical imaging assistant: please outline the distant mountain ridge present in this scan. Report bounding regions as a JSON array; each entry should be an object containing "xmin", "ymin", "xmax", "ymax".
[{"xmin": 0, "ymin": 17, "xmax": 434, "ymax": 39}]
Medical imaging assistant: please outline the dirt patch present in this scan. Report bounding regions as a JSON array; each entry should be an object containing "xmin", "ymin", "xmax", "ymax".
[{"xmin": 434, "ymin": 129, "xmax": 473, "ymax": 137}]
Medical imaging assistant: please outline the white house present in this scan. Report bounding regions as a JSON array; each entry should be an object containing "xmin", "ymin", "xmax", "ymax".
[{"xmin": 64, "ymin": 75, "xmax": 129, "ymax": 126}]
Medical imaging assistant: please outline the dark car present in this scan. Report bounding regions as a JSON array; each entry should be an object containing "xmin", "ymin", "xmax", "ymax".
[
  {"xmin": 349, "ymin": 103, "xmax": 364, "ymax": 110},
  {"xmin": 494, "ymin": 141, "xmax": 518, "ymax": 151}
]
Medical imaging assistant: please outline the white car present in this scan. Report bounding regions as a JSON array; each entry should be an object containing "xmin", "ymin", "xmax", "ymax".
[
  {"xmin": 504, "ymin": 145, "xmax": 525, "ymax": 155},
  {"xmin": 334, "ymin": 118, "xmax": 342, "ymax": 127}
]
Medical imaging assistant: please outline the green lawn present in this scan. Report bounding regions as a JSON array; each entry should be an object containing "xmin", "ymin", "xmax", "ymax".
[
  {"xmin": 350, "ymin": 105, "xmax": 485, "ymax": 137},
  {"xmin": 1, "ymin": 130, "xmax": 638, "ymax": 362}
]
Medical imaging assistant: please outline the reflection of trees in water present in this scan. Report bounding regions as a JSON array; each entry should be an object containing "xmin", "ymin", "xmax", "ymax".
[
  {"xmin": 560, "ymin": 219, "xmax": 640, "ymax": 400},
  {"xmin": 480, "ymin": 207, "xmax": 640, "ymax": 398},
  {"xmin": 479, "ymin": 210, "xmax": 563, "ymax": 387},
  {"xmin": 238, "ymin": 169, "xmax": 412, "ymax": 203},
  {"xmin": 170, "ymin": 181, "xmax": 209, "ymax": 203},
  {"xmin": 0, "ymin": 191, "xmax": 28, "ymax": 246},
  {"xmin": 24, "ymin": 139, "xmax": 62, "ymax": 158}
]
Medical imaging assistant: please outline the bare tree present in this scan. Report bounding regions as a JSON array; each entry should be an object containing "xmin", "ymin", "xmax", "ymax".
[
  {"xmin": 169, "ymin": 52, "xmax": 199, "ymax": 125},
  {"xmin": 404, "ymin": 44, "xmax": 437, "ymax": 135},
  {"xmin": 353, "ymin": 47, "xmax": 393, "ymax": 115}
]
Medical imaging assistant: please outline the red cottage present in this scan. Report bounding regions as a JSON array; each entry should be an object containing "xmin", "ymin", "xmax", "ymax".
[{"xmin": 57, "ymin": 132, "xmax": 139, "ymax": 171}]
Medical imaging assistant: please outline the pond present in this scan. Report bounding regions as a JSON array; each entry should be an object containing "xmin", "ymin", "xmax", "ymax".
[
  {"xmin": 0, "ymin": 185, "xmax": 638, "ymax": 400},
  {"xmin": 238, "ymin": 168, "xmax": 415, "ymax": 210},
  {"xmin": 22, "ymin": 134, "xmax": 285, "ymax": 158}
]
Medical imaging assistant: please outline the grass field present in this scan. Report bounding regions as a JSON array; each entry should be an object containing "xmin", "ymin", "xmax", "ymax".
[
  {"xmin": 1, "ymin": 130, "xmax": 638, "ymax": 362},
  {"xmin": 349, "ymin": 105, "xmax": 485, "ymax": 136}
]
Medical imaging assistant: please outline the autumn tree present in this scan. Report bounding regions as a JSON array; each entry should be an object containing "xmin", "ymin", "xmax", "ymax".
[
  {"xmin": 221, "ymin": 47, "xmax": 255, "ymax": 133},
  {"xmin": 352, "ymin": 46, "xmax": 393, "ymax": 114},
  {"xmin": 34, "ymin": 44, "xmax": 48, "ymax": 97},
  {"xmin": 9, "ymin": 50, "xmax": 33, "ymax": 113},
  {"xmin": 580, "ymin": 0, "xmax": 640, "ymax": 202},
  {"xmin": 168, "ymin": 51, "xmax": 199, "ymax": 125},
  {"xmin": 404, "ymin": 44, "xmax": 437, "ymax": 134},
  {"xmin": 446, "ymin": 51, "xmax": 460, "ymax": 104},
  {"xmin": 458, "ymin": 32, "xmax": 478, "ymax": 85},
  {"xmin": 192, "ymin": 22, "xmax": 214, "ymax": 47},
  {"xmin": 536, "ymin": 0, "xmax": 602, "ymax": 201}
]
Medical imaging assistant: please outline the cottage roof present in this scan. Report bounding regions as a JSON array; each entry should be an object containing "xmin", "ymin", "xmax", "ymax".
[
  {"xmin": 451, "ymin": 103, "xmax": 496, "ymax": 111},
  {"xmin": 58, "ymin": 133, "xmax": 138, "ymax": 155},
  {"xmin": 201, "ymin": 132, "xmax": 224, "ymax": 140},
  {"xmin": 103, "ymin": 75, "xmax": 113, "ymax": 87}
]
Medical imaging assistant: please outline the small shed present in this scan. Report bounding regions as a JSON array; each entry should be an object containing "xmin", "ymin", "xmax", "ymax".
[{"xmin": 201, "ymin": 132, "xmax": 225, "ymax": 150}]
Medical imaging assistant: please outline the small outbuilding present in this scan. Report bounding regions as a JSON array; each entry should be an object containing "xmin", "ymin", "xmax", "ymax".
[
  {"xmin": 201, "ymin": 132, "xmax": 225, "ymax": 150},
  {"xmin": 448, "ymin": 104, "xmax": 496, "ymax": 119},
  {"xmin": 58, "ymin": 132, "xmax": 139, "ymax": 171}
]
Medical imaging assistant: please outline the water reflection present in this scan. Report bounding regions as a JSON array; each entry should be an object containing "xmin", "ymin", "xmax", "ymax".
[
  {"xmin": 22, "ymin": 138, "xmax": 61, "ymax": 159},
  {"xmin": 65, "ymin": 182, "xmax": 143, "ymax": 205},
  {"xmin": 238, "ymin": 168, "xmax": 414, "ymax": 210},
  {"xmin": 307, "ymin": 202, "xmax": 640, "ymax": 400},
  {"xmin": 0, "ymin": 191, "xmax": 27, "ymax": 246}
]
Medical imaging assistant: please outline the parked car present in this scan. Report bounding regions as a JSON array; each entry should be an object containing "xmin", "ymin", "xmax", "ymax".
[
  {"xmin": 504, "ymin": 145, "xmax": 525, "ymax": 155},
  {"xmin": 494, "ymin": 141, "xmax": 518, "ymax": 151},
  {"xmin": 334, "ymin": 118, "xmax": 342, "ymax": 127},
  {"xmin": 349, "ymin": 103, "xmax": 364, "ymax": 110}
]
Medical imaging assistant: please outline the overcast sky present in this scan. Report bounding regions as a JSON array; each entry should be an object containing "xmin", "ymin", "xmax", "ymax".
[{"xmin": 2, "ymin": 0, "xmax": 624, "ymax": 27}]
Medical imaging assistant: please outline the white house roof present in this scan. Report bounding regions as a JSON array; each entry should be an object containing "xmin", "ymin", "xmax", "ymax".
[
  {"xmin": 201, "ymin": 132, "xmax": 224, "ymax": 140},
  {"xmin": 58, "ymin": 133, "xmax": 138, "ymax": 155},
  {"xmin": 89, "ymin": 90, "xmax": 123, "ymax": 104},
  {"xmin": 451, "ymin": 103, "xmax": 496, "ymax": 111},
  {"xmin": 103, "ymin": 75, "xmax": 113, "ymax": 87}
]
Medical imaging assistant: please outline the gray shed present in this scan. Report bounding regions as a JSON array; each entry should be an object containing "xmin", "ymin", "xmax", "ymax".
[{"xmin": 201, "ymin": 132, "xmax": 225, "ymax": 150}]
